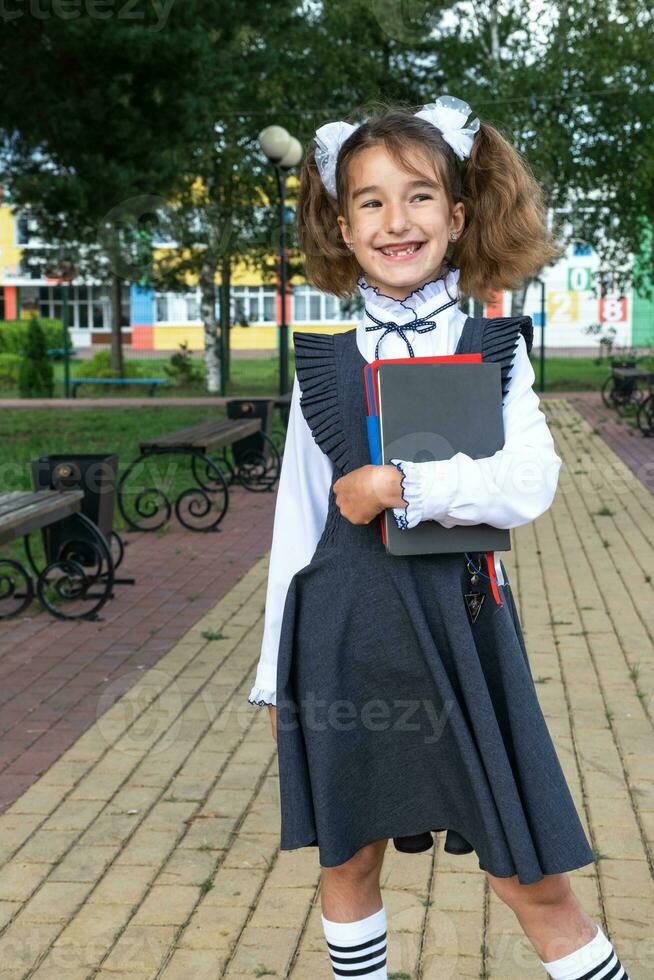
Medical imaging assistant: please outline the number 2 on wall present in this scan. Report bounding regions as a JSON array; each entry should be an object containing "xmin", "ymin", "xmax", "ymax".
[{"xmin": 547, "ymin": 290, "xmax": 579, "ymax": 324}]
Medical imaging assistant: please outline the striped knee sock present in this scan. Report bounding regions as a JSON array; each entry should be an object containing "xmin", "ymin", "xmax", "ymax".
[
  {"xmin": 321, "ymin": 905, "xmax": 387, "ymax": 978},
  {"xmin": 540, "ymin": 923, "xmax": 630, "ymax": 979}
]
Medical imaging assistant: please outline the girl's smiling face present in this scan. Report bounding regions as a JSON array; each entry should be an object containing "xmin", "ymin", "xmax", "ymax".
[{"xmin": 337, "ymin": 143, "xmax": 465, "ymax": 300}]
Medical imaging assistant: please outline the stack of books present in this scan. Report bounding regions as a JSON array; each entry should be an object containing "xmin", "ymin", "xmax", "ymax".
[{"xmin": 363, "ymin": 354, "xmax": 511, "ymax": 556}]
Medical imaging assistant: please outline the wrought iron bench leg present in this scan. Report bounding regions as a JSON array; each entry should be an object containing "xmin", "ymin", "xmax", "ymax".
[
  {"xmin": 118, "ymin": 449, "xmax": 230, "ymax": 533},
  {"xmin": 21, "ymin": 514, "xmax": 115, "ymax": 621},
  {"xmin": 0, "ymin": 557, "xmax": 35, "ymax": 619},
  {"xmin": 231, "ymin": 432, "xmax": 282, "ymax": 493}
]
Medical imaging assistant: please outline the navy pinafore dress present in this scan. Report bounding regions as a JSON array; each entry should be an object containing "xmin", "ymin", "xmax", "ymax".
[{"xmin": 274, "ymin": 315, "xmax": 595, "ymax": 884}]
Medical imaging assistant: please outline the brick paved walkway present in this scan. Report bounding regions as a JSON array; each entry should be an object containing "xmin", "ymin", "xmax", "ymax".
[
  {"xmin": 564, "ymin": 391, "xmax": 654, "ymax": 495},
  {"xmin": 0, "ymin": 487, "xmax": 277, "ymax": 815},
  {"xmin": 0, "ymin": 398, "xmax": 652, "ymax": 978}
]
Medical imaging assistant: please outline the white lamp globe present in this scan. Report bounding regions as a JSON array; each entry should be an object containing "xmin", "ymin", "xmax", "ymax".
[
  {"xmin": 259, "ymin": 126, "xmax": 291, "ymax": 163},
  {"xmin": 279, "ymin": 136, "xmax": 303, "ymax": 169}
]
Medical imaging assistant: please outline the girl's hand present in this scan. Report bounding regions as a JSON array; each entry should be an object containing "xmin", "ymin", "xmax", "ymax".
[
  {"xmin": 268, "ymin": 705, "xmax": 277, "ymax": 742},
  {"xmin": 333, "ymin": 464, "xmax": 406, "ymax": 525}
]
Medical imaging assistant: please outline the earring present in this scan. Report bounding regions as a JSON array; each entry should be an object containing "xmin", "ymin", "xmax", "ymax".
[
  {"xmin": 450, "ymin": 232, "xmax": 458, "ymax": 241},
  {"xmin": 346, "ymin": 242, "xmax": 355, "ymax": 251}
]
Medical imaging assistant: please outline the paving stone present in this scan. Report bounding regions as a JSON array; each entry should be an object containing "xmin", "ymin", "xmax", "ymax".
[
  {"xmin": 53, "ymin": 901, "xmax": 132, "ymax": 950},
  {"xmin": 0, "ymin": 920, "xmax": 62, "ymax": 971},
  {"xmin": 20, "ymin": 882, "xmax": 91, "ymax": 923},
  {"xmin": 131, "ymin": 884, "xmax": 201, "ymax": 925},
  {"xmin": 15, "ymin": 829, "xmax": 79, "ymax": 864},
  {"xmin": 100, "ymin": 923, "xmax": 178, "ymax": 972},
  {"xmin": 49, "ymin": 845, "xmax": 118, "ymax": 883},
  {"xmin": 159, "ymin": 948, "xmax": 229, "ymax": 978},
  {"xmin": 0, "ymin": 861, "xmax": 53, "ymax": 902},
  {"xmin": 177, "ymin": 902, "xmax": 248, "ymax": 950}
]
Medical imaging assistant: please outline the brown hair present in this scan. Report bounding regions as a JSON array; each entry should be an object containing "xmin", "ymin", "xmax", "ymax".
[{"xmin": 296, "ymin": 99, "xmax": 561, "ymax": 302}]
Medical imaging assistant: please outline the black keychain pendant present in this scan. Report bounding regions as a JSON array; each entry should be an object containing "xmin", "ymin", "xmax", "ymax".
[{"xmin": 464, "ymin": 566, "xmax": 485, "ymax": 624}]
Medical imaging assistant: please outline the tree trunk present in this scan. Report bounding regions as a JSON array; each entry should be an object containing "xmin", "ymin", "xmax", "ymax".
[
  {"xmin": 110, "ymin": 272, "xmax": 124, "ymax": 375},
  {"xmin": 220, "ymin": 255, "xmax": 231, "ymax": 387},
  {"xmin": 201, "ymin": 257, "xmax": 221, "ymax": 395}
]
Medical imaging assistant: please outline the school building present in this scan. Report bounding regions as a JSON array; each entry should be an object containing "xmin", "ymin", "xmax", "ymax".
[{"xmin": 1, "ymin": 197, "xmax": 653, "ymax": 354}]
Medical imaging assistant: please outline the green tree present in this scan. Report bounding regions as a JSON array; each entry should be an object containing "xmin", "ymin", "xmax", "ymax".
[
  {"xmin": 18, "ymin": 318, "xmax": 54, "ymax": 398},
  {"xmin": 0, "ymin": 3, "xmax": 236, "ymax": 372}
]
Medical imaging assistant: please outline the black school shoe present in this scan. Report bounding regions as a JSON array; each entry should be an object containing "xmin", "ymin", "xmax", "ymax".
[
  {"xmin": 393, "ymin": 829, "xmax": 475, "ymax": 855},
  {"xmin": 393, "ymin": 833, "xmax": 434, "ymax": 853}
]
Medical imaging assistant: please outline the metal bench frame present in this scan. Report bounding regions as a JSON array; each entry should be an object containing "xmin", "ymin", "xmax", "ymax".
[
  {"xmin": 65, "ymin": 378, "xmax": 169, "ymax": 397},
  {"xmin": 0, "ymin": 490, "xmax": 115, "ymax": 621},
  {"xmin": 602, "ymin": 365, "xmax": 654, "ymax": 435},
  {"xmin": 117, "ymin": 418, "xmax": 281, "ymax": 533}
]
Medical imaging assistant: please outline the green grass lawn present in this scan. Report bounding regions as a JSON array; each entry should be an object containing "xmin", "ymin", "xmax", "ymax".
[
  {"xmin": 1, "ymin": 351, "xmax": 644, "ymax": 398},
  {"xmin": 528, "ymin": 356, "xmax": 616, "ymax": 391},
  {"xmin": 0, "ymin": 403, "xmax": 288, "ymax": 569},
  {"xmin": 0, "ymin": 355, "xmax": 296, "ymax": 398}
]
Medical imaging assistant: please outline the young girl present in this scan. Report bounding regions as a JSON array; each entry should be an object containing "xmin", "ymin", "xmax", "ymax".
[{"xmin": 248, "ymin": 96, "xmax": 631, "ymax": 980}]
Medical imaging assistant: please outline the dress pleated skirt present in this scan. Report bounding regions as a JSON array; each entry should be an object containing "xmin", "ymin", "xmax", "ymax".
[{"xmin": 275, "ymin": 548, "xmax": 595, "ymax": 883}]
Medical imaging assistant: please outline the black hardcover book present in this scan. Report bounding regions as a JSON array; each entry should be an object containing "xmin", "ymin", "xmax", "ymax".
[{"xmin": 377, "ymin": 361, "xmax": 511, "ymax": 555}]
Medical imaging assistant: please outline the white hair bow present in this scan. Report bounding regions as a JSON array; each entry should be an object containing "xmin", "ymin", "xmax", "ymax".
[
  {"xmin": 314, "ymin": 120, "xmax": 359, "ymax": 198},
  {"xmin": 414, "ymin": 95, "xmax": 480, "ymax": 161},
  {"xmin": 313, "ymin": 95, "xmax": 479, "ymax": 198}
]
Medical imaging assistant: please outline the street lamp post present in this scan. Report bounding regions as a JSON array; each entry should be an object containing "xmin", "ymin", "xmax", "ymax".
[
  {"xmin": 258, "ymin": 126, "xmax": 303, "ymax": 396},
  {"xmin": 534, "ymin": 277, "xmax": 546, "ymax": 393}
]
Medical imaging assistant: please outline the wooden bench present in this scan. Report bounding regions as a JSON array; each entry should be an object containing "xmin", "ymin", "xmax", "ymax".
[
  {"xmin": 62, "ymin": 378, "xmax": 169, "ymax": 397},
  {"xmin": 117, "ymin": 417, "xmax": 281, "ymax": 533},
  {"xmin": 0, "ymin": 490, "xmax": 114, "ymax": 620}
]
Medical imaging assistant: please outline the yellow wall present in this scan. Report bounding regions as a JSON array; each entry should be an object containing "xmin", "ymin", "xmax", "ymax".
[
  {"xmin": 153, "ymin": 321, "xmax": 353, "ymax": 352},
  {"xmin": 153, "ymin": 325, "xmax": 205, "ymax": 351},
  {"xmin": 0, "ymin": 204, "xmax": 20, "ymax": 276}
]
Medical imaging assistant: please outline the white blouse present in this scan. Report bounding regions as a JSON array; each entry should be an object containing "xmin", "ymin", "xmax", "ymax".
[{"xmin": 248, "ymin": 269, "xmax": 562, "ymax": 706}]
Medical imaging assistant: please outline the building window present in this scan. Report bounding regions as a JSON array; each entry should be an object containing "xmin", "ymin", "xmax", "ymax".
[
  {"xmin": 186, "ymin": 294, "xmax": 200, "ymax": 321},
  {"xmin": 156, "ymin": 295, "xmax": 169, "ymax": 322},
  {"xmin": 230, "ymin": 286, "xmax": 277, "ymax": 325},
  {"xmin": 15, "ymin": 214, "xmax": 34, "ymax": 246},
  {"xmin": 37, "ymin": 284, "xmax": 119, "ymax": 331},
  {"xmin": 292, "ymin": 285, "xmax": 353, "ymax": 323}
]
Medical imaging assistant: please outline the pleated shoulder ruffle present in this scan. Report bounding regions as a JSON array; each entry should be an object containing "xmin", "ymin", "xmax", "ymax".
[
  {"xmin": 456, "ymin": 315, "xmax": 533, "ymax": 402},
  {"xmin": 482, "ymin": 315, "xmax": 533, "ymax": 400},
  {"xmin": 293, "ymin": 331, "xmax": 351, "ymax": 472}
]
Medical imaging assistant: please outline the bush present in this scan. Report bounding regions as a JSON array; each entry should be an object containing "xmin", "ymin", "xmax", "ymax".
[
  {"xmin": 163, "ymin": 342, "xmax": 204, "ymax": 387},
  {"xmin": 0, "ymin": 353, "xmax": 21, "ymax": 388},
  {"xmin": 0, "ymin": 318, "xmax": 70, "ymax": 355},
  {"xmin": 76, "ymin": 350, "xmax": 144, "ymax": 379},
  {"xmin": 18, "ymin": 318, "xmax": 54, "ymax": 398}
]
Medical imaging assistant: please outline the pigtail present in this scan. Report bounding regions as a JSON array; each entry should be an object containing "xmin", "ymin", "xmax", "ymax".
[
  {"xmin": 296, "ymin": 144, "xmax": 359, "ymax": 298},
  {"xmin": 455, "ymin": 122, "xmax": 562, "ymax": 302}
]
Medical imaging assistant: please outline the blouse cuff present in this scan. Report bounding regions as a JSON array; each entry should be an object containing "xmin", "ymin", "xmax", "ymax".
[
  {"xmin": 389, "ymin": 457, "xmax": 459, "ymax": 531},
  {"xmin": 389, "ymin": 459, "xmax": 424, "ymax": 530},
  {"xmin": 248, "ymin": 685, "xmax": 277, "ymax": 707}
]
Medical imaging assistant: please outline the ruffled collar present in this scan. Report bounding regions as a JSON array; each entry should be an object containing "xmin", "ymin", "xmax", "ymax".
[{"xmin": 357, "ymin": 265, "xmax": 461, "ymax": 327}]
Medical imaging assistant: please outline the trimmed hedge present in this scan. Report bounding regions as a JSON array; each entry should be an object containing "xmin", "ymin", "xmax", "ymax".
[
  {"xmin": 0, "ymin": 318, "xmax": 70, "ymax": 355},
  {"xmin": 74, "ymin": 350, "xmax": 143, "ymax": 379},
  {"xmin": 0, "ymin": 352, "xmax": 21, "ymax": 386}
]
